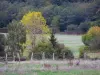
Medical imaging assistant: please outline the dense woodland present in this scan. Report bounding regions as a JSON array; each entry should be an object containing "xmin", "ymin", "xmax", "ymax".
[{"xmin": 0, "ymin": 0, "xmax": 100, "ymax": 33}]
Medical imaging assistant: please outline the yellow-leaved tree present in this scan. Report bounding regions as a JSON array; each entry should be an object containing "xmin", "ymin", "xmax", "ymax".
[{"xmin": 21, "ymin": 11, "xmax": 50, "ymax": 54}]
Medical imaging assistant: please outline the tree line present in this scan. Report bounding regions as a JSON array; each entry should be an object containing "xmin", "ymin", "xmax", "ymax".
[{"xmin": 0, "ymin": 0, "xmax": 100, "ymax": 33}]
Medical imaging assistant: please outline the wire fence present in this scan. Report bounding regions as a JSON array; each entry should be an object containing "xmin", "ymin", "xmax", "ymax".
[
  {"xmin": 1, "ymin": 52, "xmax": 100, "ymax": 62},
  {"xmin": 31, "ymin": 52, "xmax": 74, "ymax": 60},
  {"xmin": 0, "ymin": 52, "xmax": 100, "ymax": 73},
  {"xmin": 0, "ymin": 52, "xmax": 74, "ymax": 62}
]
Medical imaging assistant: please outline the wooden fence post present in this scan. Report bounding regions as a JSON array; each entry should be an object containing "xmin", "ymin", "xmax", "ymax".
[
  {"xmin": 42, "ymin": 52, "xmax": 45, "ymax": 60},
  {"xmin": 53, "ymin": 53, "xmax": 55, "ymax": 60},
  {"xmin": 31, "ymin": 52, "xmax": 33, "ymax": 61},
  {"xmin": 5, "ymin": 53, "xmax": 8, "ymax": 71},
  {"xmin": 13, "ymin": 52, "xmax": 15, "ymax": 62},
  {"xmin": 63, "ymin": 53, "xmax": 65, "ymax": 60},
  {"xmin": 17, "ymin": 53, "xmax": 20, "ymax": 62}
]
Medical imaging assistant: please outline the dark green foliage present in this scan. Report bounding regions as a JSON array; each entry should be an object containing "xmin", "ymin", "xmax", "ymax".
[
  {"xmin": 64, "ymin": 49, "xmax": 74, "ymax": 59},
  {"xmin": 54, "ymin": 43, "xmax": 74, "ymax": 59},
  {"xmin": 42, "ymin": 5, "xmax": 54, "ymax": 25},
  {"xmin": 82, "ymin": 34, "xmax": 90, "ymax": 46},
  {"xmin": 25, "ymin": 0, "xmax": 47, "ymax": 8},
  {"xmin": 34, "ymin": 41, "xmax": 54, "ymax": 53},
  {"xmin": 0, "ymin": 34, "xmax": 6, "ymax": 46},
  {"xmin": 50, "ymin": 0, "xmax": 64, "ymax": 6},
  {"xmin": 0, "ymin": 1, "xmax": 24, "ymax": 28},
  {"xmin": 0, "ymin": 34, "xmax": 6, "ymax": 56},
  {"xmin": 51, "ymin": 16, "xmax": 60, "ymax": 27},
  {"xmin": 0, "ymin": 34, "xmax": 6, "ymax": 51},
  {"xmin": 59, "ymin": 8, "xmax": 68, "ymax": 31},
  {"xmin": 49, "ymin": 32, "xmax": 57, "ymax": 48},
  {"xmin": 78, "ymin": 22, "xmax": 90, "ymax": 33},
  {"xmin": 79, "ymin": 46, "xmax": 85, "ymax": 58},
  {"xmin": 0, "ymin": 0, "xmax": 100, "ymax": 33},
  {"xmin": 79, "ymin": 46, "xmax": 90, "ymax": 58},
  {"xmin": 67, "ymin": 24, "xmax": 78, "ymax": 32},
  {"xmin": 88, "ymin": 36, "xmax": 100, "ymax": 49}
]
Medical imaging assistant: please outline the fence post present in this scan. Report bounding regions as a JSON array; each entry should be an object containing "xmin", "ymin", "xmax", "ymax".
[
  {"xmin": 13, "ymin": 52, "xmax": 15, "ymax": 62},
  {"xmin": 31, "ymin": 52, "xmax": 33, "ymax": 61},
  {"xmin": 5, "ymin": 53, "xmax": 8, "ymax": 63},
  {"xmin": 42, "ymin": 52, "xmax": 45, "ymax": 60},
  {"xmin": 53, "ymin": 53, "xmax": 55, "ymax": 60},
  {"xmin": 84, "ymin": 52, "xmax": 87, "ymax": 59},
  {"xmin": 17, "ymin": 53, "xmax": 20, "ymax": 62},
  {"xmin": 63, "ymin": 53, "xmax": 65, "ymax": 60},
  {"xmin": 42, "ymin": 52, "xmax": 45, "ymax": 70},
  {"xmin": 5, "ymin": 53, "xmax": 8, "ymax": 71}
]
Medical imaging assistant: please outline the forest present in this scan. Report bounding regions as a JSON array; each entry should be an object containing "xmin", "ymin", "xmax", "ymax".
[{"xmin": 0, "ymin": 0, "xmax": 100, "ymax": 33}]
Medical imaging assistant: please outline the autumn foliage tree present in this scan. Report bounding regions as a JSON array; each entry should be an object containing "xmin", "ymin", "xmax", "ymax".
[
  {"xmin": 82, "ymin": 26, "xmax": 100, "ymax": 49},
  {"xmin": 21, "ymin": 12, "xmax": 50, "ymax": 52}
]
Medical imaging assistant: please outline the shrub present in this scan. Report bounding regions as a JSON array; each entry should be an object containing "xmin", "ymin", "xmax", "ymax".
[
  {"xmin": 79, "ymin": 46, "xmax": 90, "ymax": 58},
  {"xmin": 34, "ymin": 41, "xmax": 54, "ymax": 53},
  {"xmin": 33, "ymin": 41, "xmax": 74, "ymax": 59},
  {"xmin": 62, "ymin": 47, "xmax": 74, "ymax": 59},
  {"xmin": 79, "ymin": 46, "xmax": 85, "ymax": 58},
  {"xmin": 52, "ymin": 43, "xmax": 74, "ymax": 59}
]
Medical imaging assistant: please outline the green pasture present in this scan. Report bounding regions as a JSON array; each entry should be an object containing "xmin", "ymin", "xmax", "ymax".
[{"xmin": 55, "ymin": 34, "xmax": 84, "ymax": 57}]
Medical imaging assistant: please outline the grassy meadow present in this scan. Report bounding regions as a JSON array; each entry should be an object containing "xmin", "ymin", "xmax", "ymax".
[{"xmin": 55, "ymin": 34, "xmax": 84, "ymax": 57}]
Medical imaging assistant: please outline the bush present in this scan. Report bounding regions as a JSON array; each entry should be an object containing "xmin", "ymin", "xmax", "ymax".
[
  {"xmin": 79, "ymin": 46, "xmax": 85, "ymax": 58},
  {"xmin": 34, "ymin": 41, "xmax": 54, "ymax": 53},
  {"xmin": 79, "ymin": 46, "xmax": 90, "ymax": 58},
  {"xmin": 33, "ymin": 41, "xmax": 74, "ymax": 59},
  {"xmin": 62, "ymin": 47, "xmax": 74, "ymax": 59}
]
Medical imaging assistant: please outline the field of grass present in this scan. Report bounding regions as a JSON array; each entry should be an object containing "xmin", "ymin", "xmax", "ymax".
[
  {"xmin": 4, "ymin": 70, "xmax": 100, "ymax": 75},
  {"xmin": 55, "ymin": 34, "xmax": 84, "ymax": 57}
]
